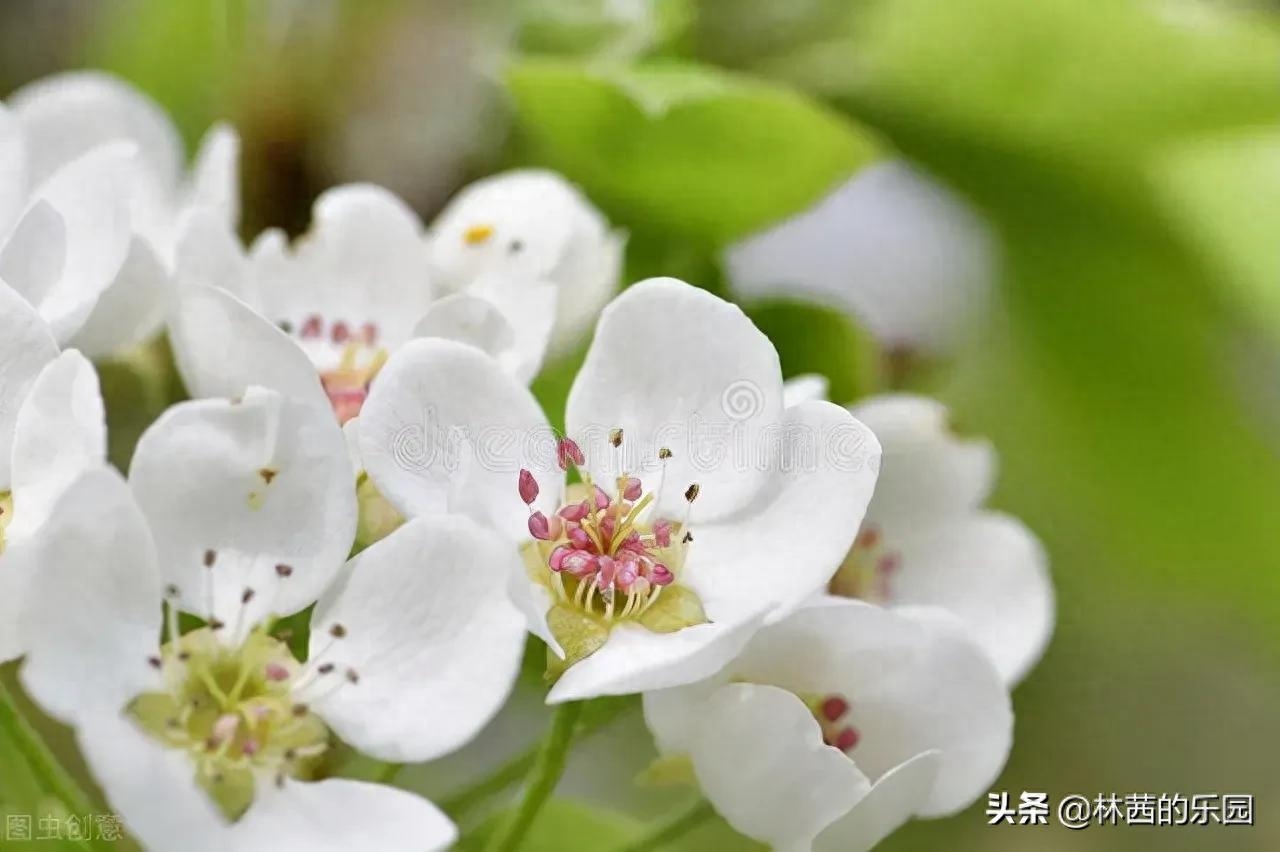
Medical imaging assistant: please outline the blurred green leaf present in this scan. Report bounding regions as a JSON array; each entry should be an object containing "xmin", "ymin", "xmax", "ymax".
[
  {"xmin": 461, "ymin": 798, "xmax": 641, "ymax": 851},
  {"xmin": 838, "ymin": 0, "xmax": 1280, "ymax": 626},
  {"xmin": 507, "ymin": 58, "xmax": 881, "ymax": 244}
]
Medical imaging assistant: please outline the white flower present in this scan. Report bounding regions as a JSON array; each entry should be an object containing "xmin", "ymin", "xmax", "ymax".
[
  {"xmin": 4, "ymin": 71, "xmax": 240, "ymax": 356},
  {"xmin": 789, "ymin": 377, "xmax": 1054, "ymax": 684},
  {"xmin": 0, "ymin": 339, "xmax": 106, "ymax": 662},
  {"xmin": 643, "ymin": 597, "xmax": 1013, "ymax": 852},
  {"xmin": 167, "ymin": 183, "xmax": 558, "ymax": 428},
  {"xmin": 11, "ymin": 387, "xmax": 525, "ymax": 851},
  {"xmin": 428, "ymin": 169, "xmax": 625, "ymax": 355},
  {"xmin": 357, "ymin": 277, "xmax": 882, "ymax": 702},
  {"xmin": 723, "ymin": 161, "xmax": 995, "ymax": 352}
]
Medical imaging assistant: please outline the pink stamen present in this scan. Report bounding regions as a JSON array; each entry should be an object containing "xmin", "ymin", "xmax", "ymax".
[
  {"xmin": 549, "ymin": 546, "xmax": 572, "ymax": 571},
  {"xmin": 649, "ymin": 564, "xmax": 674, "ymax": 586},
  {"xmin": 361, "ymin": 322, "xmax": 379, "ymax": 344},
  {"xmin": 653, "ymin": 519, "xmax": 672, "ymax": 547},
  {"xmin": 557, "ymin": 438, "xmax": 585, "ymax": 470},
  {"xmin": 821, "ymin": 696, "xmax": 849, "ymax": 722},
  {"xmin": 265, "ymin": 663, "xmax": 290, "ymax": 682},
  {"xmin": 593, "ymin": 486, "xmax": 611, "ymax": 510},
  {"xmin": 301, "ymin": 315, "xmax": 323, "ymax": 338},
  {"xmin": 568, "ymin": 527, "xmax": 592, "ymax": 549},
  {"xmin": 833, "ymin": 726, "xmax": 860, "ymax": 752},
  {"xmin": 622, "ymin": 477, "xmax": 642, "ymax": 501},
  {"xmin": 518, "ymin": 469, "xmax": 540, "ymax": 505},
  {"xmin": 331, "ymin": 321, "xmax": 350, "ymax": 344},
  {"xmin": 562, "ymin": 551, "xmax": 596, "ymax": 578},
  {"xmin": 241, "ymin": 738, "xmax": 260, "ymax": 757},
  {"xmin": 528, "ymin": 511, "xmax": 552, "ymax": 541},
  {"xmin": 597, "ymin": 556, "xmax": 617, "ymax": 589},
  {"xmin": 559, "ymin": 502, "xmax": 588, "ymax": 522}
]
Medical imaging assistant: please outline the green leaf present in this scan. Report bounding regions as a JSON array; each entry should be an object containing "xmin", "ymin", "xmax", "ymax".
[{"xmin": 507, "ymin": 58, "xmax": 881, "ymax": 245}]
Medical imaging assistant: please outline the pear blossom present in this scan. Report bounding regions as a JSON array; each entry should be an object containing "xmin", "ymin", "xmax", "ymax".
[
  {"xmin": 428, "ymin": 169, "xmax": 625, "ymax": 355},
  {"xmin": 11, "ymin": 387, "xmax": 526, "ymax": 851},
  {"xmin": 643, "ymin": 597, "xmax": 1013, "ymax": 852},
  {"xmin": 167, "ymin": 183, "xmax": 558, "ymax": 428},
  {"xmin": 787, "ymin": 376, "xmax": 1053, "ymax": 684},
  {"xmin": 358, "ymin": 277, "xmax": 882, "ymax": 702},
  {"xmin": 0, "ymin": 341, "xmax": 106, "ymax": 662},
  {"xmin": 4, "ymin": 70, "xmax": 240, "ymax": 356},
  {"xmin": 724, "ymin": 161, "xmax": 995, "ymax": 353}
]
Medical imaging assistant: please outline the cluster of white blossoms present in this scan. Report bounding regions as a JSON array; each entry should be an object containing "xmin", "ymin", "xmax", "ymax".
[{"xmin": 0, "ymin": 71, "xmax": 1052, "ymax": 852}]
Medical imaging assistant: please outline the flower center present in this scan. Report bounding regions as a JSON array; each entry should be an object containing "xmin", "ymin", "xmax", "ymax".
[
  {"xmin": 802, "ymin": 692, "xmax": 861, "ymax": 753},
  {"xmin": 520, "ymin": 437, "xmax": 708, "ymax": 674},
  {"xmin": 128, "ymin": 626, "xmax": 330, "ymax": 821},
  {"xmin": 829, "ymin": 525, "xmax": 899, "ymax": 604},
  {"xmin": 277, "ymin": 314, "xmax": 389, "ymax": 424}
]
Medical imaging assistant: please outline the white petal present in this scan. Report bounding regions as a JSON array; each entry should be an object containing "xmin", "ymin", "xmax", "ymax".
[
  {"xmin": 0, "ymin": 200, "xmax": 64, "ymax": 313},
  {"xmin": 307, "ymin": 516, "xmax": 525, "ymax": 763},
  {"xmin": 641, "ymin": 675, "xmax": 729, "ymax": 756},
  {"xmin": 173, "ymin": 208, "xmax": 251, "ymax": 299},
  {"xmin": 732, "ymin": 598, "xmax": 1013, "ymax": 817},
  {"xmin": 412, "ymin": 294, "xmax": 520, "ymax": 376},
  {"xmin": 565, "ymin": 277, "xmax": 785, "ymax": 522},
  {"xmin": 184, "ymin": 123, "xmax": 241, "ymax": 230},
  {"xmin": 688, "ymin": 400, "xmax": 881, "ymax": 624},
  {"xmin": 168, "ymin": 284, "xmax": 329, "ymax": 411},
  {"xmin": 359, "ymin": 338, "xmax": 560, "ymax": 540},
  {"xmin": 549, "ymin": 228, "xmax": 624, "ymax": 354},
  {"xmin": 431, "ymin": 272, "xmax": 559, "ymax": 384},
  {"xmin": 783, "ymin": 373, "xmax": 830, "ymax": 408},
  {"xmin": 8, "ymin": 350, "xmax": 105, "ymax": 539},
  {"xmin": 0, "ymin": 102, "xmax": 26, "ymax": 235},
  {"xmin": 232, "ymin": 778, "xmax": 456, "ymax": 852},
  {"xmin": 255, "ymin": 184, "xmax": 436, "ymax": 354},
  {"xmin": 723, "ymin": 161, "xmax": 994, "ymax": 351},
  {"xmin": 76, "ymin": 709, "xmax": 227, "ymax": 852},
  {"xmin": 546, "ymin": 615, "xmax": 763, "ymax": 703},
  {"xmin": 815, "ymin": 751, "xmax": 941, "ymax": 852},
  {"xmin": 8, "ymin": 70, "xmax": 182, "ymax": 193},
  {"xmin": 852, "ymin": 394, "xmax": 995, "ymax": 522},
  {"xmin": 886, "ymin": 512, "xmax": 1053, "ymax": 685},
  {"xmin": 128, "ymin": 388, "xmax": 356, "ymax": 632},
  {"xmin": 67, "ymin": 236, "xmax": 170, "ymax": 358},
  {"xmin": 13, "ymin": 143, "xmax": 136, "ymax": 340},
  {"xmin": 689, "ymin": 683, "xmax": 868, "ymax": 852},
  {"xmin": 15, "ymin": 469, "xmax": 162, "ymax": 724},
  {"xmin": 0, "ymin": 279, "xmax": 58, "ymax": 488}
]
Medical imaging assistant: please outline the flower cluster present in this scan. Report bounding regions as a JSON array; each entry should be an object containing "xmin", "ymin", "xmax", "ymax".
[{"xmin": 0, "ymin": 68, "xmax": 1052, "ymax": 852}]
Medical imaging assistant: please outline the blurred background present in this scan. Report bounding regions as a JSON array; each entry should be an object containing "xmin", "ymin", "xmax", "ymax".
[{"xmin": 2, "ymin": 0, "xmax": 1279, "ymax": 849}]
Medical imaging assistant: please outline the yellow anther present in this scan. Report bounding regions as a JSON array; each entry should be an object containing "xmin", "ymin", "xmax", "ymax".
[{"xmin": 463, "ymin": 224, "xmax": 495, "ymax": 245}]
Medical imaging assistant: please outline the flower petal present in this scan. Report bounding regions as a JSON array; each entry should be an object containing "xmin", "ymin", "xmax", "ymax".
[
  {"xmin": 254, "ymin": 184, "xmax": 436, "ymax": 356},
  {"xmin": 723, "ymin": 161, "xmax": 993, "ymax": 351},
  {"xmin": 852, "ymin": 394, "xmax": 996, "ymax": 523},
  {"xmin": 815, "ymin": 751, "xmax": 941, "ymax": 852},
  {"xmin": 688, "ymin": 400, "xmax": 880, "ymax": 624},
  {"xmin": 184, "ymin": 123, "xmax": 241, "ymax": 231},
  {"xmin": 14, "ymin": 469, "xmax": 162, "ymax": 723},
  {"xmin": 168, "ymin": 283, "xmax": 329, "ymax": 411},
  {"xmin": 0, "ymin": 278, "xmax": 58, "ymax": 489},
  {"xmin": 886, "ymin": 512, "xmax": 1053, "ymax": 685},
  {"xmin": 128, "ymin": 388, "xmax": 356, "ymax": 633},
  {"xmin": 732, "ymin": 598, "xmax": 1012, "ymax": 817},
  {"xmin": 8, "ymin": 350, "xmax": 105, "ymax": 539},
  {"xmin": 688, "ymin": 683, "xmax": 869, "ymax": 852},
  {"xmin": 7, "ymin": 70, "xmax": 182, "ymax": 193},
  {"xmin": 359, "ymin": 338, "xmax": 560, "ymax": 540},
  {"xmin": 641, "ymin": 675, "xmax": 728, "ymax": 756},
  {"xmin": 67, "ymin": 236, "xmax": 170, "ymax": 358},
  {"xmin": 546, "ymin": 615, "xmax": 763, "ymax": 703},
  {"xmin": 306, "ymin": 515, "xmax": 525, "ymax": 762},
  {"xmin": 10, "ymin": 143, "xmax": 136, "ymax": 340},
  {"xmin": 565, "ymin": 278, "xmax": 785, "ymax": 522},
  {"xmin": 75, "ymin": 708, "xmax": 227, "ymax": 852},
  {"xmin": 0, "ymin": 102, "xmax": 26, "ymax": 234},
  {"xmin": 232, "ymin": 778, "xmax": 456, "ymax": 852}
]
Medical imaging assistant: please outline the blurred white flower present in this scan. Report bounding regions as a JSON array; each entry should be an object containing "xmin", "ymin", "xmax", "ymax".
[
  {"xmin": 168, "ymin": 184, "xmax": 559, "ymax": 428},
  {"xmin": 4, "ymin": 71, "xmax": 240, "ymax": 356},
  {"xmin": 723, "ymin": 160, "xmax": 995, "ymax": 352},
  {"xmin": 643, "ymin": 597, "xmax": 1013, "ymax": 852},
  {"xmin": 787, "ymin": 376, "xmax": 1054, "ymax": 684},
  {"xmin": 429, "ymin": 169, "xmax": 625, "ymax": 356},
  {"xmin": 0, "ymin": 345, "xmax": 105, "ymax": 662},
  {"xmin": 11, "ymin": 387, "xmax": 525, "ymax": 852},
  {"xmin": 357, "ymin": 277, "xmax": 881, "ymax": 702}
]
